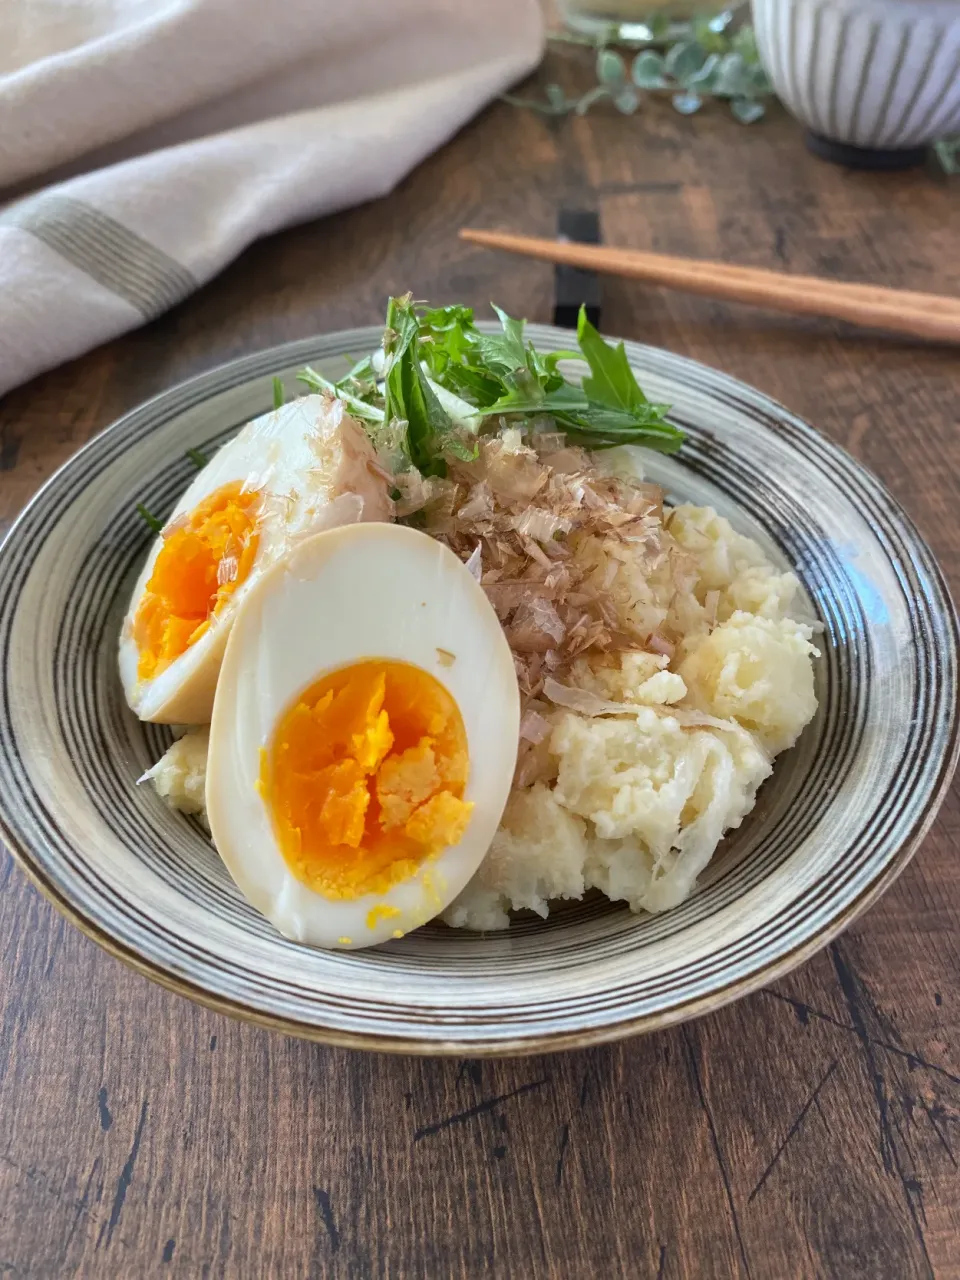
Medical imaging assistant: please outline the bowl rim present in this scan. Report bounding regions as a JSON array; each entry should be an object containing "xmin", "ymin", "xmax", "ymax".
[
  {"xmin": 1, "ymin": 326, "xmax": 957, "ymax": 1055},
  {"xmin": 2, "ymin": 762, "xmax": 955, "ymax": 1056}
]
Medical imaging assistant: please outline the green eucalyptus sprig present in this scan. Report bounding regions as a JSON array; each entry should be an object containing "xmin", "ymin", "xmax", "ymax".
[
  {"xmin": 935, "ymin": 136, "xmax": 960, "ymax": 176},
  {"xmin": 509, "ymin": 21, "xmax": 959, "ymax": 165},
  {"xmin": 505, "ymin": 21, "xmax": 772, "ymax": 125}
]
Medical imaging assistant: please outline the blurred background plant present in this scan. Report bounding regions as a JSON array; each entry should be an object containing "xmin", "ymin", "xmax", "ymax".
[
  {"xmin": 509, "ymin": 3, "xmax": 960, "ymax": 168},
  {"xmin": 507, "ymin": 11, "xmax": 773, "ymax": 125},
  {"xmin": 935, "ymin": 137, "xmax": 960, "ymax": 175}
]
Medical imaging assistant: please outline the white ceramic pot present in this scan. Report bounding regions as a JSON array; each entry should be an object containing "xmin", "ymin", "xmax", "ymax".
[{"xmin": 752, "ymin": 0, "xmax": 960, "ymax": 152}]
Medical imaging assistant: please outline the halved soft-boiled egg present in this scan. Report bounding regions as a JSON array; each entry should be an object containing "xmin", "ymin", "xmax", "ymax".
[
  {"xmin": 205, "ymin": 522, "xmax": 520, "ymax": 948},
  {"xmin": 119, "ymin": 395, "xmax": 391, "ymax": 723}
]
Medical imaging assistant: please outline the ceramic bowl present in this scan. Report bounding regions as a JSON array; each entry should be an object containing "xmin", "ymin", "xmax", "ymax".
[
  {"xmin": 0, "ymin": 327, "xmax": 956, "ymax": 1055},
  {"xmin": 752, "ymin": 0, "xmax": 960, "ymax": 159}
]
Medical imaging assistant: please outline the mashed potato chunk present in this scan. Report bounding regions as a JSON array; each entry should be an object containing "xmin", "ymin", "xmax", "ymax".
[
  {"xmin": 679, "ymin": 611, "xmax": 819, "ymax": 755},
  {"xmin": 555, "ymin": 708, "xmax": 770, "ymax": 911},
  {"xmin": 445, "ymin": 705, "xmax": 772, "ymax": 927},
  {"xmin": 669, "ymin": 504, "xmax": 801, "ymax": 624},
  {"xmin": 567, "ymin": 652, "xmax": 684, "ymax": 706},
  {"xmin": 140, "ymin": 728, "xmax": 210, "ymax": 824},
  {"xmin": 442, "ymin": 784, "xmax": 588, "ymax": 931},
  {"xmin": 582, "ymin": 718, "xmax": 770, "ymax": 912}
]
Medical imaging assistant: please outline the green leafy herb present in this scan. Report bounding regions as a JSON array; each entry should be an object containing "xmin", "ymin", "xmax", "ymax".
[
  {"xmin": 335, "ymin": 354, "xmax": 378, "ymax": 398},
  {"xmin": 381, "ymin": 295, "xmax": 480, "ymax": 475},
  {"xmin": 475, "ymin": 304, "xmax": 528, "ymax": 373},
  {"xmin": 185, "ymin": 447, "xmax": 207, "ymax": 469},
  {"xmin": 272, "ymin": 376, "xmax": 285, "ymax": 410},
  {"xmin": 576, "ymin": 309, "xmax": 649, "ymax": 413},
  {"xmin": 451, "ymin": 304, "xmax": 681, "ymax": 452},
  {"xmin": 298, "ymin": 365, "xmax": 385, "ymax": 424},
  {"xmin": 136, "ymin": 503, "xmax": 164, "ymax": 535},
  {"xmin": 297, "ymin": 296, "xmax": 683, "ymax": 468},
  {"xmin": 418, "ymin": 306, "xmax": 502, "ymax": 407}
]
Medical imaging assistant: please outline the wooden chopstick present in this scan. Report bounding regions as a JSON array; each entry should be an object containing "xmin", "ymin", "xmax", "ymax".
[{"xmin": 459, "ymin": 228, "xmax": 960, "ymax": 344}]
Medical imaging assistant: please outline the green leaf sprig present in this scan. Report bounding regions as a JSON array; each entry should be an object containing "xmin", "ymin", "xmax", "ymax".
[
  {"xmin": 297, "ymin": 295, "xmax": 683, "ymax": 473},
  {"xmin": 473, "ymin": 307, "xmax": 681, "ymax": 451},
  {"xmin": 509, "ymin": 19, "xmax": 959, "ymax": 165},
  {"xmin": 505, "ymin": 20, "xmax": 771, "ymax": 125},
  {"xmin": 381, "ymin": 295, "xmax": 478, "ymax": 475},
  {"xmin": 298, "ymin": 358, "xmax": 386, "ymax": 424}
]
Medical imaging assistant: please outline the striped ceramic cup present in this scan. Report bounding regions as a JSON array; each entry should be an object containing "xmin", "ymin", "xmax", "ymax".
[{"xmin": 752, "ymin": 0, "xmax": 960, "ymax": 155}]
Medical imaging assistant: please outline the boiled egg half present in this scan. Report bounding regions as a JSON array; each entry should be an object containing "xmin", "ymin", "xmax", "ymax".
[
  {"xmin": 119, "ymin": 395, "xmax": 391, "ymax": 723},
  {"xmin": 205, "ymin": 523, "xmax": 520, "ymax": 948}
]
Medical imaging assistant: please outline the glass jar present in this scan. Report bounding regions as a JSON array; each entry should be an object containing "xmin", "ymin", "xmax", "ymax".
[{"xmin": 559, "ymin": 1, "xmax": 745, "ymax": 42}]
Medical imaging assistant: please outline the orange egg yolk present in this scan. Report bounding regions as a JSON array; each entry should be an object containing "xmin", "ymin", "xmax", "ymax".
[
  {"xmin": 133, "ymin": 481, "xmax": 261, "ymax": 681},
  {"xmin": 259, "ymin": 660, "xmax": 473, "ymax": 900}
]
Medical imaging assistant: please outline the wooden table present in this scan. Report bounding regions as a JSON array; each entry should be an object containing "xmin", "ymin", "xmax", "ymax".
[{"xmin": 1, "ymin": 42, "xmax": 959, "ymax": 1280}]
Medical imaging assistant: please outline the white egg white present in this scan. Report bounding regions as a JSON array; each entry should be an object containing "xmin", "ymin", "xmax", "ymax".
[
  {"xmin": 205, "ymin": 523, "xmax": 520, "ymax": 949},
  {"xmin": 119, "ymin": 395, "xmax": 391, "ymax": 724}
]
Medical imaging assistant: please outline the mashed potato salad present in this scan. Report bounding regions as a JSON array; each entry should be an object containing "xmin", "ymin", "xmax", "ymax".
[{"xmin": 133, "ymin": 298, "xmax": 818, "ymax": 941}]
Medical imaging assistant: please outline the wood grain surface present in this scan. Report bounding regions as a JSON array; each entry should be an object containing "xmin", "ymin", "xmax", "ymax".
[{"xmin": 1, "ymin": 41, "xmax": 959, "ymax": 1280}]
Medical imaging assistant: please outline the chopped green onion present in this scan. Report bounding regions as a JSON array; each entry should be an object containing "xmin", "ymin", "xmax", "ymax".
[{"xmin": 136, "ymin": 504, "xmax": 164, "ymax": 535}]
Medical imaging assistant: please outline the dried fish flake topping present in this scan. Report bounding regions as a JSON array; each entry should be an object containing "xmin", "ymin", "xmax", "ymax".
[{"xmin": 402, "ymin": 435, "xmax": 703, "ymax": 706}]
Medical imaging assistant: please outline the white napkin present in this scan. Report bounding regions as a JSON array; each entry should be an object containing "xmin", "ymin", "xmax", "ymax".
[{"xmin": 0, "ymin": 0, "xmax": 543, "ymax": 398}]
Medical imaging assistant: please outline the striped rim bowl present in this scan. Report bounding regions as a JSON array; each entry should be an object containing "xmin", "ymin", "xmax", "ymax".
[{"xmin": 0, "ymin": 326, "xmax": 956, "ymax": 1055}]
